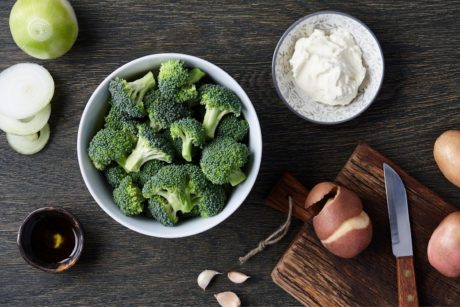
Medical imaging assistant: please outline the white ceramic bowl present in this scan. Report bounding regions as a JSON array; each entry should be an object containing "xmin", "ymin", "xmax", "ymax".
[
  {"xmin": 77, "ymin": 53, "xmax": 262, "ymax": 238},
  {"xmin": 273, "ymin": 11, "xmax": 384, "ymax": 124}
]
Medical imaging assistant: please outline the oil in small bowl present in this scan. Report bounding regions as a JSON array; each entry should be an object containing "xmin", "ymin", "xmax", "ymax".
[{"xmin": 18, "ymin": 207, "xmax": 84, "ymax": 272}]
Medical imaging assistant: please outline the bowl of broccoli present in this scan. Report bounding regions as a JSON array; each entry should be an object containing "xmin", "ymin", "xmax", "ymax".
[{"xmin": 77, "ymin": 53, "xmax": 262, "ymax": 238}]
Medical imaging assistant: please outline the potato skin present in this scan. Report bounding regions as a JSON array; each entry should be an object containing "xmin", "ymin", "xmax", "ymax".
[
  {"xmin": 305, "ymin": 182, "xmax": 373, "ymax": 258},
  {"xmin": 312, "ymin": 185, "xmax": 364, "ymax": 240},
  {"xmin": 305, "ymin": 181, "xmax": 337, "ymax": 209},
  {"xmin": 322, "ymin": 218, "xmax": 373, "ymax": 258},
  {"xmin": 434, "ymin": 130, "xmax": 460, "ymax": 188},
  {"xmin": 427, "ymin": 212, "xmax": 460, "ymax": 277}
]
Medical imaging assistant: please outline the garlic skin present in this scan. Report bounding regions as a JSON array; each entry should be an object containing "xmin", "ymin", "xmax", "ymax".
[
  {"xmin": 197, "ymin": 270, "xmax": 221, "ymax": 290},
  {"xmin": 214, "ymin": 291, "xmax": 241, "ymax": 307},
  {"xmin": 227, "ymin": 271, "xmax": 250, "ymax": 284}
]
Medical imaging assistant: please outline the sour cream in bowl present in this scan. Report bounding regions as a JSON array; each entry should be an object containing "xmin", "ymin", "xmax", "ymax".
[{"xmin": 272, "ymin": 11, "xmax": 384, "ymax": 124}]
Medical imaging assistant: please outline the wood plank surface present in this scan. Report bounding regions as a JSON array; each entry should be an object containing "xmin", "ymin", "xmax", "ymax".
[
  {"xmin": 270, "ymin": 144, "xmax": 460, "ymax": 306},
  {"xmin": 1, "ymin": 0, "xmax": 460, "ymax": 305}
]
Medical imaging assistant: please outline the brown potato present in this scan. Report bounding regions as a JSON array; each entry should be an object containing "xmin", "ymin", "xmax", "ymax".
[
  {"xmin": 434, "ymin": 130, "xmax": 460, "ymax": 188},
  {"xmin": 305, "ymin": 182, "xmax": 372, "ymax": 258},
  {"xmin": 427, "ymin": 212, "xmax": 460, "ymax": 277}
]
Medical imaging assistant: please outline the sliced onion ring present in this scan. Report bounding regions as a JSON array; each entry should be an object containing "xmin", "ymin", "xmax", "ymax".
[
  {"xmin": 0, "ymin": 104, "xmax": 51, "ymax": 135},
  {"xmin": 6, "ymin": 123, "xmax": 50, "ymax": 155},
  {"xmin": 0, "ymin": 63, "xmax": 54, "ymax": 119}
]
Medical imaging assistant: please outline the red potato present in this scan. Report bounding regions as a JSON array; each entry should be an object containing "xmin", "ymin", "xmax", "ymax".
[
  {"xmin": 305, "ymin": 182, "xmax": 372, "ymax": 258},
  {"xmin": 427, "ymin": 212, "xmax": 460, "ymax": 278}
]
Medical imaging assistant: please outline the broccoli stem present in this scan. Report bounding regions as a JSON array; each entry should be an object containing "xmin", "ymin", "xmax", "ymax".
[
  {"xmin": 123, "ymin": 143, "xmax": 171, "ymax": 172},
  {"xmin": 181, "ymin": 138, "xmax": 193, "ymax": 162},
  {"xmin": 156, "ymin": 191, "xmax": 192, "ymax": 214},
  {"xmin": 228, "ymin": 168, "xmax": 247, "ymax": 186},
  {"xmin": 187, "ymin": 68, "xmax": 206, "ymax": 85},
  {"xmin": 203, "ymin": 108, "xmax": 228, "ymax": 139},
  {"xmin": 127, "ymin": 72, "xmax": 155, "ymax": 104}
]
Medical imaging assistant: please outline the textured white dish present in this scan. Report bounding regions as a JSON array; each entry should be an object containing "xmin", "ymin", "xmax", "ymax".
[
  {"xmin": 77, "ymin": 53, "xmax": 262, "ymax": 238},
  {"xmin": 273, "ymin": 11, "xmax": 384, "ymax": 124}
]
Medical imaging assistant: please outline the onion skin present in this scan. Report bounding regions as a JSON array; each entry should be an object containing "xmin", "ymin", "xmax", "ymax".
[
  {"xmin": 427, "ymin": 212, "xmax": 460, "ymax": 278},
  {"xmin": 305, "ymin": 182, "xmax": 373, "ymax": 258},
  {"xmin": 434, "ymin": 130, "xmax": 460, "ymax": 188}
]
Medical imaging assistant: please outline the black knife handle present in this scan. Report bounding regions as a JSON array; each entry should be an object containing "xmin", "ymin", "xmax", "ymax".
[{"xmin": 397, "ymin": 256, "xmax": 419, "ymax": 307}]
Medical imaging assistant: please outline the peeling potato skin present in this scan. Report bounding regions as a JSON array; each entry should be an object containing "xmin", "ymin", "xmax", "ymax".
[
  {"xmin": 305, "ymin": 182, "xmax": 337, "ymax": 208},
  {"xmin": 305, "ymin": 182, "xmax": 373, "ymax": 258},
  {"xmin": 322, "ymin": 219, "xmax": 373, "ymax": 258},
  {"xmin": 312, "ymin": 185, "xmax": 363, "ymax": 240}
]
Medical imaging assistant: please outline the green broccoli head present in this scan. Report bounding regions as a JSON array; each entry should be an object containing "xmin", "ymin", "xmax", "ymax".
[
  {"xmin": 108, "ymin": 72, "xmax": 155, "ymax": 118},
  {"xmin": 104, "ymin": 105, "xmax": 139, "ymax": 136},
  {"xmin": 145, "ymin": 90, "xmax": 192, "ymax": 131},
  {"xmin": 198, "ymin": 184, "xmax": 227, "ymax": 218},
  {"xmin": 199, "ymin": 84, "xmax": 242, "ymax": 139},
  {"xmin": 136, "ymin": 160, "xmax": 167, "ymax": 187},
  {"xmin": 158, "ymin": 59, "xmax": 188, "ymax": 99},
  {"xmin": 113, "ymin": 176, "xmax": 145, "ymax": 216},
  {"xmin": 216, "ymin": 115, "xmax": 249, "ymax": 142},
  {"xmin": 183, "ymin": 164, "xmax": 227, "ymax": 217},
  {"xmin": 170, "ymin": 118, "xmax": 206, "ymax": 162},
  {"xmin": 88, "ymin": 127, "xmax": 135, "ymax": 170},
  {"xmin": 142, "ymin": 164, "xmax": 194, "ymax": 215},
  {"xmin": 104, "ymin": 165, "xmax": 129, "ymax": 188},
  {"xmin": 158, "ymin": 60, "xmax": 206, "ymax": 103},
  {"xmin": 122, "ymin": 124, "xmax": 175, "ymax": 172},
  {"xmin": 148, "ymin": 196, "xmax": 178, "ymax": 226},
  {"xmin": 200, "ymin": 137, "xmax": 249, "ymax": 186}
]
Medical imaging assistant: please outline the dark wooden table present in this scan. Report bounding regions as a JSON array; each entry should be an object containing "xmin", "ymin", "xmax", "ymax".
[{"xmin": 1, "ymin": 0, "xmax": 459, "ymax": 306}]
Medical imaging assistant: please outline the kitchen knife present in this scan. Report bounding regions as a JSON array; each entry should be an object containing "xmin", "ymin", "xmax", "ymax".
[{"xmin": 383, "ymin": 163, "xmax": 419, "ymax": 307}]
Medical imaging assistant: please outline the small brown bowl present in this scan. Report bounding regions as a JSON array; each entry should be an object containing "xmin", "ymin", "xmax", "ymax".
[{"xmin": 17, "ymin": 207, "xmax": 84, "ymax": 273}]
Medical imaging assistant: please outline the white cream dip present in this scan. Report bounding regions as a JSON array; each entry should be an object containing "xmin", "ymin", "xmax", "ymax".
[{"xmin": 289, "ymin": 28, "xmax": 366, "ymax": 106}]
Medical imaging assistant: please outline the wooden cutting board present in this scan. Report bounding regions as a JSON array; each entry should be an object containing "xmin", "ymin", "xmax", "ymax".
[{"xmin": 266, "ymin": 144, "xmax": 460, "ymax": 306}]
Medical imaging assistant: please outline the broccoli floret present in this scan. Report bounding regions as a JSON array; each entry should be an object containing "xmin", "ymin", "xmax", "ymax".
[
  {"xmin": 113, "ymin": 176, "xmax": 145, "ymax": 216},
  {"xmin": 199, "ymin": 84, "xmax": 242, "ymax": 139},
  {"xmin": 142, "ymin": 164, "xmax": 194, "ymax": 215},
  {"xmin": 216, "ymin": 115, "xmax": 249, "ymax": 142},
  {"xmin": 198, "ymin": 184, "xmax": 227, "ymax": 217},
  {"xmin": 123, "ymin": 124, "xmax": 175, "ymax": 172},
  {"xmin": 104, "ymin": 165, "xmax": 129, "ymax": 188},
  {"xmin": 88, "ymin": 127, "xmax": 135, "ymax": 170},
  {"xmin": 200, "ymin": 137, "xmax": 249, "ymax": 186},
  {"xmin": 108, "ymin": 72, "xmax": 155, "ymax": 118},
  {"xmin": 183, "ymin": 164, "xmax": 227, "ymax": 217},
  {"xmin": 136, "ymin": 160, "xmax": 167, "ymax": 187},
  {"xmin": 148, "ymin": 196, "xmax": 178, "ymax": 226},
  {"xmin": 104, "ymin": 105, "xmax": 139, "ymax": 136},
  {"xmin": 158, "ymin": 60, "xmax": 205, "ymax": 103},
  {"xmin": 145, "ymin": 90, "xmax": 192, "ymax": 131},
  {"xmin": 170, "ymin": 118, "xmax": 205, "ymax": 162}
]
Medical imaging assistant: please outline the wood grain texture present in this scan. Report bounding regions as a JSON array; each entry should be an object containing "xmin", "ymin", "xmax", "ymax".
[
  {"xmin": 397, "ymin": 256, "xmax": 419, "ymax": 307},
  {"xmin": 0, "ymin": 0, "xmax": 459, "ymax": 305},
  {"xmin": 265, "ymin": 173, "xmax": 311, "ymax": 222},
  {"xmin": 270, "ymin": 144, "xmax": 460, "ymax": 306}
]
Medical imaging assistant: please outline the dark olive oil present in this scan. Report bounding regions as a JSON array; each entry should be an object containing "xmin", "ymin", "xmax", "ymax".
[{"xmin": 30, "ymin": 214, "xmax": 77, "ymax": 264}]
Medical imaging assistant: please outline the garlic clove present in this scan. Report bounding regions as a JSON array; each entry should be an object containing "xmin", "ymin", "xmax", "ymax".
[
  {"xmin": 227, "ymin": 271, "xmax": 250, "ymax": 284},
  {"xmin": 197, "ymin": 269, "xmax": 221, "ymax": 290},
  {"xmin": 214, "ymin": 291, "xmax": 241, "ymax": 307}
]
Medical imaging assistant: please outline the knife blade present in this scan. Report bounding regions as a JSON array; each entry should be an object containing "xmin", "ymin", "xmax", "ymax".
[{"xmin": 383, "ymin": 163, "xmax": 419, "ymax": 307}]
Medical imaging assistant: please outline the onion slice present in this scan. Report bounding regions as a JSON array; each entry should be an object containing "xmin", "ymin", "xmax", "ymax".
[
  {"xmin": 0, "ymin": 63, "xmax": 54, "ymax": 119},
  {"xmin": 7, "ymin": 123, "xmax": 50, "ymax": 155},
  {"xmin": 0, "ymin": 104, "xmax": 51, "ymax": 135}
]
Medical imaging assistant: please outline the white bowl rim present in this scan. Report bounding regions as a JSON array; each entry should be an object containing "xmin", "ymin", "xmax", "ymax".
[
  {"xmin": 272, "ymin": 10, "xmax": 385, "ymax": 125},
  {"xmin": 77, "ymin": 53, "xmax": 262, "ymax": 238}
]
